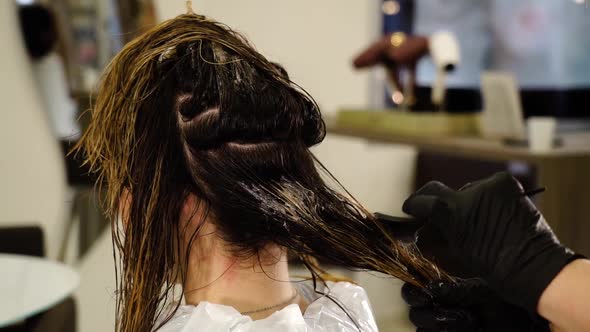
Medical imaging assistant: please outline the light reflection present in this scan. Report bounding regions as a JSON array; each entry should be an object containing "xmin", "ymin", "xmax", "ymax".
[
  {"xmin": 391, "ymin": 91, "xmax": 404, "ymax": 104},
  {"xmin": 382, "ymin": 1, "xmax": 400, "ymax": 15},
  {"xmin": 390, "ymin": 32, "xmax": 407, "ymax": 48}
]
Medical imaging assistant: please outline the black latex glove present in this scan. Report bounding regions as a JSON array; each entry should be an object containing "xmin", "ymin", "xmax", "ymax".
[
  {"xmin": 376, "ymin": 212, "xmax": 549, "ymax": 331},
  {"xmin": 402, "ymin": 172, "xmax": 580, "ymax": 313},
  {"xmin": 401, "ymin": 279, "xmax": 550, "ymax": 332}
]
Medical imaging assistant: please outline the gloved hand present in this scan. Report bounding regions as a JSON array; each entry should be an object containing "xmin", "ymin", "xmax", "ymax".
[
  {"xmin": 376, "ymin": 211, "xmax": 550, "ymax": 331},
  {"xmin": 402, "ymin": 279, "xmax": 550, "ymax": 332},
  {"xmin": 402, "ymin": 172, "xmax": 581, "ymax": 313}
]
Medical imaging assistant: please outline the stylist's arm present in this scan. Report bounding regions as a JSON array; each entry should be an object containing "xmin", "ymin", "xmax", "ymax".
[{"xmin": 403, "ymin": 172, "xmax": 590, "ymax": 332}]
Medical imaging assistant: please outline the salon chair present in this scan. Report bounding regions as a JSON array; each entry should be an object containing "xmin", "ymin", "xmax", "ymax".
[
  {"xmin": 0, "ymin": 226, "xmax": 45, "ymax": 257},
  {"xmin": 0, "ymin": 226, "xmax": 77, "ymax": 332},
  {"xmin": 0, "ymin": 298, "xmax": 77, "ymax": 332}
]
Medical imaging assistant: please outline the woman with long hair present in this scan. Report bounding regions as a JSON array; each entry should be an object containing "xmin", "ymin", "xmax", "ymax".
[{"xmin": 75, "ymin": 13, "xmax": 450, "ymax": 331}]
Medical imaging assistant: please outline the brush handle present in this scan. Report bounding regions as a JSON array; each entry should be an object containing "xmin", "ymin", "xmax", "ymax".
[
  {"xmin": 375, "ymin": 187, "xmax": 545, "ymax": 243},
  {"xmin": 374, "ymin": 212, "xmax": 424, "ymax": 242}
]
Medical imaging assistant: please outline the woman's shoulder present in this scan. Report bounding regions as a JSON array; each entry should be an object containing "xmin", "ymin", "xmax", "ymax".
[
  {"xmin": 157, "ymin": 281, "xmax": 378, "ymax": 332},
  {"xmin": 301, "ymin": 281, "xmax": 378, "ymax": 332},
  {"xmin": 295, "ymin": 280, "xmax": 372, "ymax": 307}
]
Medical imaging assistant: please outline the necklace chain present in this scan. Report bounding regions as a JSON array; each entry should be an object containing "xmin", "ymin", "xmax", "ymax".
[{"xmin": 240, "ymin": 288, "xmax": 299, "ymax": 315}]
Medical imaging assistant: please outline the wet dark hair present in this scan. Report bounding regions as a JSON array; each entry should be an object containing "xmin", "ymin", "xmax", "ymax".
[
  {"xmin": 75, "ymin": 14, "xmax": 451, "ymax": 332},
  {"xmin": 18, "ymin": 4, "xmax": 57, "ymax": 59}
]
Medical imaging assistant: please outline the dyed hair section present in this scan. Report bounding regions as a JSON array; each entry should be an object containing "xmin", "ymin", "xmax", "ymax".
[{"xmin": 75, "ymin": 14, "xmax": 450, "ymax": 332}]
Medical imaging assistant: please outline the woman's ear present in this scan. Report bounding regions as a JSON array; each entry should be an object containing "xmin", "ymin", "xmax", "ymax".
[
  {"xmin": 177, "ymin": 193, "xmax": 217, "ymax": 265},
  {"xmin": 179, "ymin": 193, "xmax": 209, "ymax": 231},
  {"xmin": 119, "ymin": 187, "xmax": 132, "ymax": 227}
]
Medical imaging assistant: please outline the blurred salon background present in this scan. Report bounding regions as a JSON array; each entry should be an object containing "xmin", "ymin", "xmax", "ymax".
[{"xmin": 1, "ymin": 0, "xmax": 589, "ymax": 331}]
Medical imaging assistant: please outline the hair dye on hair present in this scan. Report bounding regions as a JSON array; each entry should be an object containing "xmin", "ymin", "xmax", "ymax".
[{"xmin": 74, "ymin": 14, "xmax": 451, "ymax": 332}]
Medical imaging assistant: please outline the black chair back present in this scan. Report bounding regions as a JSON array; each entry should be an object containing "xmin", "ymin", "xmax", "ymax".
[{"xmin": 0, "ymin": 226, "xmax": 45, "ymax": 257}]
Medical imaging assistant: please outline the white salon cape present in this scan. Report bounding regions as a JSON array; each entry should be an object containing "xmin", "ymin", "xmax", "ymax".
[{"xmin": 158, "ymin": 281, "xmax": 378, "ymax": 332}]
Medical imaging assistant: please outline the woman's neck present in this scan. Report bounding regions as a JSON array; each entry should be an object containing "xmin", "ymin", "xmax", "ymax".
[{"xmin": 182, "ymin": 220, "xmax": 299, "ymax": 319}]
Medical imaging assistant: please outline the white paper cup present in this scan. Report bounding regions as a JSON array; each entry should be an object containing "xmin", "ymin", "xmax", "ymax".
[{"xmin": 527, "ymin": 117, "xmax": 556, "ymax": 152}]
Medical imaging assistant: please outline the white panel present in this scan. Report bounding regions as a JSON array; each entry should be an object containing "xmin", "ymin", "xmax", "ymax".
[{"xmin": 313, "ymin": 135, "xmax": 417, "ymax": 215}]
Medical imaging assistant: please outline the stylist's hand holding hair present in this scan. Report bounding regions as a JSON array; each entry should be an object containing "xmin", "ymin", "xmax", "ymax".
[{"xmin": 403, "ymin": 172, "xmax": 590, "ymax": 331}]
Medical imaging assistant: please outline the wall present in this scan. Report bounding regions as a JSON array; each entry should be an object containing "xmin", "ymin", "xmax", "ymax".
[
  {"xmin": 0, "ymin": 0, "xmax": 67, "ymax": 260},
  {"xmin": 155, "ymin": 0, "xmax": 379, "ymax": 114},
  {"xmin": 75, "ymin": 230, "xmax": 117, "ymax": 332}
]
